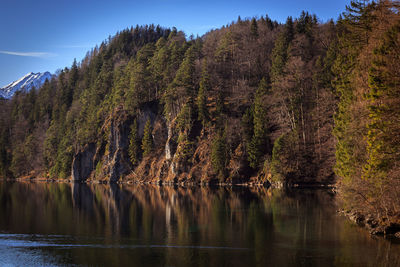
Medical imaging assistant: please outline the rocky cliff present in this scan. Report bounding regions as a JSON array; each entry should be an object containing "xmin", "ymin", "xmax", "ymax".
[{"xmin": 70, "ymin": 101, "xmax": 259, "ymax": 185}]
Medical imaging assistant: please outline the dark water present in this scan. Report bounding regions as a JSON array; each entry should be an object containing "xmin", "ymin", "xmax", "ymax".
[{"xmin": 0, "ymin": 181, "xmax": 399, "ymax": 266}]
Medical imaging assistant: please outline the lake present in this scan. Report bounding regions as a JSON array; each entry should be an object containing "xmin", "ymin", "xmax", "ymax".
[{"xmin": 0, "ymin": 181, "xmax": 399, "ymax": 266}]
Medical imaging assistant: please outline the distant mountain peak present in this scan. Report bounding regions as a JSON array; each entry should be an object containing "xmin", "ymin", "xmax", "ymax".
[{"xmin": 0, "ymin": 72, "xmax": 53, "ymax": 99}]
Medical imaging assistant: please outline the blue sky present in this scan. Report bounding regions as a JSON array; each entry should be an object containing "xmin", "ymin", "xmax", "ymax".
[{"xmin": 0, "ymin": 0, "xmax": 349, "ymax": 87}]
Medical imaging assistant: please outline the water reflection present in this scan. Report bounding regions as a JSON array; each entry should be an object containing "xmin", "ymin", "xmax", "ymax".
[{"xmin": 0, "ymin": 181, "xmax": 399, "ymax": 266}]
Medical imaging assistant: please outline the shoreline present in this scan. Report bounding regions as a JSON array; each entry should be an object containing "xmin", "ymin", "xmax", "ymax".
[
  {"xmin": 337, "ymin": 208, "xmax": 400, "ymax": 240},
  {"xmin": 0, "ymin": 177, "xmax": 336, "ymax": 189}
]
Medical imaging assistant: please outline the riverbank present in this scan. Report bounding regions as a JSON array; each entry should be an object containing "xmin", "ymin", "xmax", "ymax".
[
  {"xmin": 2, "ymin": 176, "xmax": 339, "ymax": 189},
  {"xmin": 338, "ymin": 208, "xmax": 400, "ymax": 240}
]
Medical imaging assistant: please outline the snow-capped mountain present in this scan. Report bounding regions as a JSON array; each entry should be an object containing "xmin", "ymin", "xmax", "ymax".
[{"xmin": 0, "ymin": 72, "xmax": 53, "ymax": 99}]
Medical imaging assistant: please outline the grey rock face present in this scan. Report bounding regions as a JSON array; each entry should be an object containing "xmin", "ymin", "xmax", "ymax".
[
  {"xmin": 165, "ymin": 122, "xmax": 177, "ymax": 160},
  {"xmin": 107, "ymin": 112, "xmax": 132, "ymax": 182},
  {"xmin": 71, "ymin": 143, "xmax": 96, "ymax": 182},
  {"xmin": 70, "ymin": 102, "xmax": 168, "ymax": 183}
]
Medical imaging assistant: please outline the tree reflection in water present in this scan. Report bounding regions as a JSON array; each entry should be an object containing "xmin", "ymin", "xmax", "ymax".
[{"xmin": 0, "ymin": 181, "xmax": 399, "ymax": 267}]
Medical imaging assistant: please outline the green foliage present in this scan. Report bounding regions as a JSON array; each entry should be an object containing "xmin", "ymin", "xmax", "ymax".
[
  {"xmin": 265, "ymin": 15, "xmax": 275, "ymax": 31},
  {"xmin": 176, "ymin": 99, "xmax": 195, "ymax": 133},
  {"xmin": 270, "ymin": 130, "xmax": 299, "ymax": 183},
  {"xmin": 270, "ymin": 17, "xmax": 294, "ymax": 82},
  {"xmin": 2, "ymin": 4, "xmax": 398, "ymax": 212},
  {"xmin": 0, "ymin": 25, "xmax": 172, "ymax": 178},
  {"xmin": 95, "ymin": 161, "xmax": 103, "ymax": 178},
  {"xmin": 248, "ymin": 78, "xmax": 269, "ymax": 169},
  {"xmin": 296, "ymin": 11, "xmax": 316, "ymax": 36},
  {"xmin": 149, "ymin": 37, "xmax": 168, "ymax": 96},
  {"xmin": 141, "ymin": 119, "xmax": 153, "ymax": 157},
  {"xmin": 197, "ymin": 61, "xmax": 210, "ymax": 127},
  {"xmin": 175, "ymin": 98, "xmax": 197, "ymax": 165},
  {"xmin": 176, "ymin": 132, "xmax": 195, "ymax": 164},
  {"xmin": 111, "ymin": 66, "xmax": 128, "ymax": 108},
  {"xmin": 211, "ymin": 128, "xmax": 227, "ymax": 182},
  {"xmin": 163, "ymin": 46, "xmax": 195, "ymax": 119},
  {"xmin": 363, "ymin": 21, "xmax": 400, "ymax": 186},
  {"xmin": 332, "ymin": 0, "xmax": 377, "ymax": 185},
  {"xmin": 128, "ymin": 119, "xmax": 141, "ymax": 166},
  {"xmin": 250, "ymin": 18, "xmax": 259, "ymax": 38},
  {"xmin": 332, "ymin": 47, "xmax": 359, "ymax": 183},
  {"xmin": 124, "ymin": 44, "xmax": 156, "ymax": 112},
  {"xmin": 215, "ymin": 31, "xmax": 238, "ymax": 64}
]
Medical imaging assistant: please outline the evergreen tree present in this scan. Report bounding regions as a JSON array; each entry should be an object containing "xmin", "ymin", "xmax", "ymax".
[
  {"xmin": 270, "ymin": 17, "xmax": 294, "ymax": 82},
  {"xmin": 142, "ymin": 119, "xmax": 153, "ymax": 157},
  {"xmin": 69, "ymin": 58, "xmax": 79, "ymax": 102},
  {"xmin": 296, "ymin": 11, "xmax": 313, "ymax": 35},
  {"xmin": 363, "ymin": 21, "xmax": 400, "ymax": 186},
  {"xmin": 248, "ymin": 78, "xmax": 269, "ymax": 169},
  {"xmin": 333, "ymin": 0, "xmax": 375, "ymax": 184},
  {"xmin": 197, "ymin": 61, "xmax": 210, "ymax": 127},
  {"xmin": 149, "ymin": 37, "xmax": 168, "ymax": 97},
  {"xmin": 342, "ymin": 0, "xmax": 376, "ymax": 46},
  {"xmin": 129, "ymin": 118, "xmax": 141, "ymax": 166},
  {"xmin": 270, "ymin": 130, "xmax": 300, "ymax": 182},
  {"xmin": 164, "ymin": 46, "xmax": 195, "ymax": 119},
  {"xmin": 250, "ymin": 18, "xmax": 259, "ymax": 38},
  {"xmin": 265, "ymin": 15, "xmax": 274, "ymax": 31},
  {"xmin": 211, "ymin": 128, "xmax": 227, "ymax": 181},
  {"xmin": 173, "ymin": 46, "xmax": 196, "ymax": 97},
  {"xmin": 125, "ymin": 44, "xmax": 155, "ymax": 111}
]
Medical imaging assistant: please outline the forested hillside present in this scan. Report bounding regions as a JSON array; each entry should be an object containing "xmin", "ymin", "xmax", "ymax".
[
  {"xmin": 0, "ymin": 0, "xmax": 399, "ymax": 225},
  {"xmin": 333, "ymin": 0, "xmax": 400, "ymax": 228}
]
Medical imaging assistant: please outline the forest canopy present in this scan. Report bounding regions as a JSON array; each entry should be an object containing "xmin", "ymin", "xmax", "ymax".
[{"xmin": 0, "ymin": 0, "xmax": 399, "ymax": 226}]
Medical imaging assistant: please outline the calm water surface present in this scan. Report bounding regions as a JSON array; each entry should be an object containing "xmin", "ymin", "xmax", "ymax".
[{"xmin": 0, "ymin": 181, "xmax": 399, "ymax": 266}]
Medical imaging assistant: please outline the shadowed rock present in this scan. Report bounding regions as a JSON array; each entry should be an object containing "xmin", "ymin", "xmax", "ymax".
[{"xmin": 71, "ymin": 143, "xmax": 96, "ymax": 182}]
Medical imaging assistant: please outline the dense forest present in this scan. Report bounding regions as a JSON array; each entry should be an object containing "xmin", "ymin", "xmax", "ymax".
[{"xmin": 0, "ymin": 1, "xmax": 399, "ymax": 226}]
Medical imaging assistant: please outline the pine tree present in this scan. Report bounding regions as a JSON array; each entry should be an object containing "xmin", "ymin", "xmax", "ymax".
[
  {"xmin": 248, "ymin": 78, "xmax": 269, "ymax": 169},
  {"xmin": 141, "ymin": 119, "xmax": 153, "ymax": 157},
  {"xmin": 174, "ymin": 46, "xmax": 196, "ymax": 97},
  {"xmin": 296, "ymin": 11, "xmax": 313, "ymax": 35},
  {"xmin": 270, "ymin": 130, "xmax": 299, "ymax": 182},
  {"xmin": 250, "ymin": 18, "xmax": 259, "ymax": 38},
  {"xmin": 333, "ymin": 0, "xmax": 376, "ymax": 184},
  {"xmin": 69, "ymin": 58, "xmax": 79, "ymax": 102},
  {"xmin": 270, "ymin": 17, "xmax": 294, "ymax": 82},
  {"xmin": 129, "ymin": 118, "xmax": 141, "ymax": 166},
  {"xmin": 164, "ymin": 46, "xmax": 196, "ymax": 119},
  {"xmin": 125, "ymin": 44, "xmax": 154, "ymax": 111},
  {"xmin": 149, "ymin": 37, "xmax": 168, "ymax": 97},
  {"xmin": 197, "ymin": 61, "xmax": 210, "ymax": 127},
  {"xmin": 363, "ymin": 21, "xmax": 400, "ymax": 186},
  {"xmin": 211, "ymin": 128, "xmax": 227, "ymax": 181},
  {"xmin": 265, "ymin": 15, "xmax": 274, "ymax": 31}
]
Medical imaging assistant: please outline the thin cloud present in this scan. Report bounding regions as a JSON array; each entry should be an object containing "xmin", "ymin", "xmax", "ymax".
[{"xmin": 0, "ymin": 50, "xmax": 57, "ymax": 58}]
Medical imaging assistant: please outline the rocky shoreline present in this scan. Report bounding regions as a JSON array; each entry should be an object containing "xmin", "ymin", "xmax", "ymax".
[
  {"xmin": 3, "ymin": 177, "xmax": 271, "ymax": 187},
  {"xmin": 2, "ymin": 176, "xmax": 338, "ymax": 188},
  {"xmin": 338, "ymin": 209, "xmax": 400, "ymax": 239}
]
